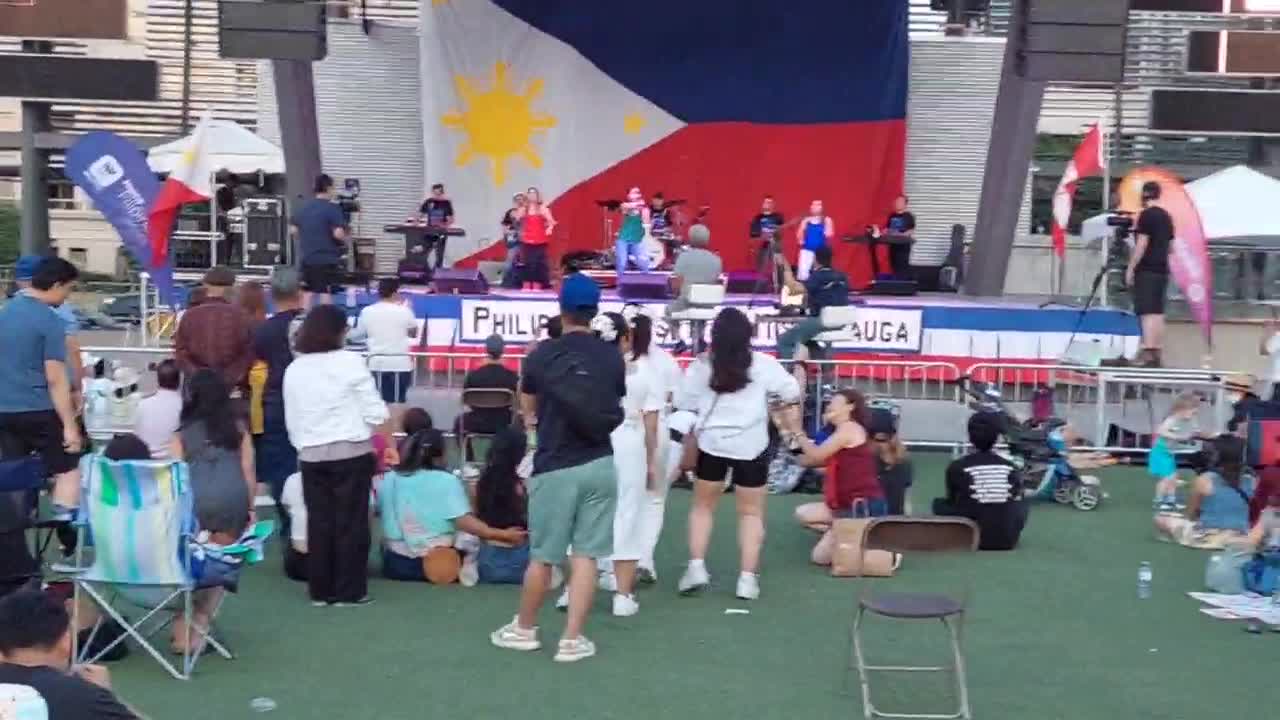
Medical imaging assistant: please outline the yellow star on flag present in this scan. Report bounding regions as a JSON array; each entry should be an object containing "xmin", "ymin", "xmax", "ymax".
[
  {"xmin": 441, "ymin": 62, "xmax": 557, "ymax": 187},
  {"xmin": 623, "ymin": 112, "xmax": 647, "ymax": 135}
]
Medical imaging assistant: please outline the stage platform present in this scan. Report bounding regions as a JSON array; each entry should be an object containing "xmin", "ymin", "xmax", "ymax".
[{"xmin": 364, "ymin": 286, "xmax": 1141, "ymax": 370}]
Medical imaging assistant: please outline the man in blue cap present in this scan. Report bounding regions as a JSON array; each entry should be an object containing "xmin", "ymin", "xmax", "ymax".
[{"xmin": 490, "ymin": 272, "xmax": 625, "ymax": 663}]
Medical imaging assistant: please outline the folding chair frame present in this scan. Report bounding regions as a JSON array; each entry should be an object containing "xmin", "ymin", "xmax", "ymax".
[
  {"xmin": 846, "ymin": 517, "xmax": 979, "ymax": 720},
  {"xmin": 73, "ymin": 579, "xmax": 233, "ymax": 680},
  {"xmin": 850, "ymin": 608, "xmax": 971, "ymax": 720}
]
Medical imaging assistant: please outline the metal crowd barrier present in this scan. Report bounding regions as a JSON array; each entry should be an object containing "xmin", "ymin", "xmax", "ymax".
[{"xmin": 83, "ymin": 346, "xmax": 1244, "ymax": 456}]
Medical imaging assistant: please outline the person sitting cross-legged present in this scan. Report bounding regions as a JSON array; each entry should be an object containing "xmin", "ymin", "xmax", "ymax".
[
  {"xmin": 932, "ymin": 413, "xmax": 1029, "ymax": 551},
  {"xmin": 378, "ymin": 428, "xmax": 526, "ymax": 584}
]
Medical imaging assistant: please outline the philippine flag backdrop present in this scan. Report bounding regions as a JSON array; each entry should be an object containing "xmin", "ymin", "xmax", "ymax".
[{"xmin": 420, "ymin": 0, "xmax": 908, "ymax": 285}]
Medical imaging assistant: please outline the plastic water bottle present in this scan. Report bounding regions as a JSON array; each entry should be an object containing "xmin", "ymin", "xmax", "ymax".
[
  {"xmin": 1137, "ymin": 561, "xmax": 1153, "ymax": 600},
  {"xmin": 249, "ymin": 697, "xmax": 277, "ymax": 713}
]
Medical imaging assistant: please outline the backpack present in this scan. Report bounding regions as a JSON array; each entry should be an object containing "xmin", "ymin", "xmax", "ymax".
[{"xmin": 540, "ymin": 346, "xmax": 623, "ymax": 445}]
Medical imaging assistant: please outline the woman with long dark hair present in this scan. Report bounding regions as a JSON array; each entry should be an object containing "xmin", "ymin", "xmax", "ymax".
[
  {"xmin": 474, "ymin": 426, "xmax": 533, "ymax": 584},
  {"xmin": 283, "ymin": 304, "xmax": 389, "ymax": 606},
  {"xmin": 675, "ymin": 308, "xmax": 800, "ymax": 600},
  {"xmin": 168, "ymin": 369, "xmax": 257, "ymax": 655},
  {"xmin": 789, "ymin": 389, "xmax": 884, "ymax": 565},
  {"xmin": 170, "ymin": 369, "xmax": 255, "ymax": 540}
]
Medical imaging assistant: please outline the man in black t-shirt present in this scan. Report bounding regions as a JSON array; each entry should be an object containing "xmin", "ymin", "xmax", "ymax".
[
  {"xmin": 932, "ymin": 414, "xmax": 1029, "ymax": 551},
  {"xmin": 870, "ymin": 194, "xmax": 916, "ymax": 278},
  {"xmin": 419, "ymin": 183, "xmax": 455, "ymax": 271},
  {"xmin": 775, "ymin": 245, "xmax": 852, "ymax": 361},
  {"xmin": 1126, "ymin": 181, "xmax": 1174, "ymax": 367},
  {"xmin": 458, "ymin": 334, "xmax": 519, "ymax": 437},
  {"xmin": 749, "ymin": 195, "xmax": 786, "ymax": 274},
  {"xmin": 490, "ymin": 273, "xmax": 625, "ymax": 663},
  {"xmin": 0, "ymin": 589, "xmax": 139, "ymax": 719}
]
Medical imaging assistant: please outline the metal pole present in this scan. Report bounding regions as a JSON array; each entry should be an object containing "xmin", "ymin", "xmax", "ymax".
[
  {"xmin": 180, "ymin": 0, "xmax": 194, "ymax": 132},
  {"xmin": 19, "ymin": 101, "xmax": 51, "ymax": 256},
  {"xmin": 1100, "ymin": 120, "xmax": 1112, "ymax": 307}
]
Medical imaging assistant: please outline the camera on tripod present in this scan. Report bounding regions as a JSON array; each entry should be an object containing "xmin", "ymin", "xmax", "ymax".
[{"xmin": 336, "ymin": 178, "xmax": 361, "ymax": 217}]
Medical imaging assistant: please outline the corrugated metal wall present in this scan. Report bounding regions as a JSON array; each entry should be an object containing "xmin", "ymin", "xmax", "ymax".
[
  {"xmin": 905, "ymin": 37, "xmax": 1029, "ymax": 264},
  {"xmin": 257, "ymin": 21, "xmax": 423, "ymax": 274}
]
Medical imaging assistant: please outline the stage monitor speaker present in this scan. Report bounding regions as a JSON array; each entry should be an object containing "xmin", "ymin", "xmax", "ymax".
[
  {"xmin": 724, "ymin": 270, "xmax": 773, "ymax": 295},
  {"xmin": 397, "ymin": 257, "xmax": 431, "ymax": 285},
  {"xmin": 618, "ymin": 272, "xmax": 671, "ymax": 301},
  {"xmin": 866, "ymin": 279, "xmax": 918, "ymax": 296},
  {"xmin": 432, "ymin": 268, "xmax": 488, "ymax": 295},
  {"xmin": 243, "ymin": 197, "xmax": 284, "ymax": 268}
]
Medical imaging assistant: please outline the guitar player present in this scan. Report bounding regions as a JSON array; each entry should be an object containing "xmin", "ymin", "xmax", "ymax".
[{"xmin": 869, "ymin": 194, "xmax": 916, "ymax": 279}]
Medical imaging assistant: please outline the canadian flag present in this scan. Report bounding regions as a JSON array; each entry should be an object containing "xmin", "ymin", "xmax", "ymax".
[
  {"xmin": 147, "ymin": 114, "xmax": 216, "ymax": 267},
  {"xmin": 1050, "ymin": 124, "xmax": 1105, "ymax": 258}
]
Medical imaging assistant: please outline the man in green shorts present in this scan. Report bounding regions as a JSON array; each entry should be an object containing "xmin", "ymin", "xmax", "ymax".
[{"xmin": 490, "ymin": 273, "xmax": 626, "ymax": 663}]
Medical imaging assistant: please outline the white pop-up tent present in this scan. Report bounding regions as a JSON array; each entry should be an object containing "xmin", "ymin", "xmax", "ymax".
[
  {"xmin": 1081, "ymin": 165, "xmax": 1280, "ymax": 245},
  {"xmin": 147, "ymin": 119, "xmax": 285, "ymax": 175}
]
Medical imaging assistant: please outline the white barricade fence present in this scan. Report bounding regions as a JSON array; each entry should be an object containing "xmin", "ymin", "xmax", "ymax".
[
  {"xmin": 85, "ymin": 346, "xmax": 1241, "ymax": 457},
  {"xmin": 965, "ymin": 363, "xmax": 1232, "ymax": 452}
]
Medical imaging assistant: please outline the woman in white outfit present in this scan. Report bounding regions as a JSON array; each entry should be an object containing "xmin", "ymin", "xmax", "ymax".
[
  {"xmin": 627, "ymin": 314, "xmax": 684, "ymax": 583},
  {"xmin": 676, "ymin": 308, "xmax": 801, "ymax": 600},
  {"xmin": 591, "ymin": 312, "xmax": 663, "ymax": 616}
]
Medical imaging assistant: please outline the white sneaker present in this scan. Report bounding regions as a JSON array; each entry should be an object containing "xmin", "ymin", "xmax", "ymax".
[
  {"xmin": 736, "ymin": 573, "xmax": 760, "ymax": 601},
  {"xmin": 597, "ymin": 571, "xmax": 617, "ymax": 592},
  {"xmin": 612, "ymin": 593, "xmax": 640, "ymax": 617},
  {"xmin": 677, "ymin": 563, "xmax": 710, "ymax": 596},
  {"xmin": 459, "ymin": 555, "xmax": 478, "ymax": 587},
  {"xmin": 555, "ymin": 589, "xmax": 569, "ymax": 611},
  {"xmin": 554, "ymin": 635, "xmax": 596, "ymax": 663},
  {"xmin": 490, "ymin": 617, "xmax": 541, "ymax": 651}
]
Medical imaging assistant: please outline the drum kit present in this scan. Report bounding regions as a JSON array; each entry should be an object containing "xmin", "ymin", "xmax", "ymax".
[{"xmin": 589, "ymin": 197, "xmax": 705, "ymax": 271}]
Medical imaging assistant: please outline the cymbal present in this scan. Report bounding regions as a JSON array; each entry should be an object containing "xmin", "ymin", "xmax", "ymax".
[
  {"xmin": 661, "ymin": 198, "xmax": 687, "ymax": 207},
  {"xmin": 595, "ymin": 199, "xmax": 622, "ymax": 209}
]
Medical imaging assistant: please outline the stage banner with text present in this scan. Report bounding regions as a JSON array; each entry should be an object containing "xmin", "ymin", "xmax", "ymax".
[
  {"xmin": 458, "ymin": 298, "xmax": 922, "ymax": 353},
  {"xmin": 419, "ymin": 0, "xmax": 907, "ymax": 283}
]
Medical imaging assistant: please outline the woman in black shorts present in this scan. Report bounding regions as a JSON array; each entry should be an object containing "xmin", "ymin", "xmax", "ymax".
[{"xmin": 674, "ymin": 308, "xmax": 801, "ymax": 601}]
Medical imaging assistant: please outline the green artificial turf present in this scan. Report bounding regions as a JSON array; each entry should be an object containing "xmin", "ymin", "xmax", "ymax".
[{"xmin": 104, "ymin": 457, "xmax": 1273, "ymax": 719}]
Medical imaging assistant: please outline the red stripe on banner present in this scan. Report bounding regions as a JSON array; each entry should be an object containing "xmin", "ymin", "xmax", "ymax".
[{"xmin": 455, "ymin": 120, "xmax": 907, "ymax": 289}]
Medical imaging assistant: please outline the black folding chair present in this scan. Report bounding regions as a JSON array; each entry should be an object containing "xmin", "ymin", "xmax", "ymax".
[
  {"xmin": 850, "ymin": 516, "xmax": 980, "ymax": 720},
  {"xmin": 0, "ymin": 454, "xmax": 60, "ymax": 597}
]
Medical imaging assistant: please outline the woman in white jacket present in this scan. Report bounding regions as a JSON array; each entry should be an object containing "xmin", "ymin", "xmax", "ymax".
[{"xmin": 284, "ymin": 305, "xmax": 389, "ymax": 607}]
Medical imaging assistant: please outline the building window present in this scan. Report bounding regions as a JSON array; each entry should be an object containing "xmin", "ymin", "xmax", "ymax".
[
  {"xmin": 47, "ymin": 170, "xmax": 76, "ymax": 210},
  {"xmin": 68, "ymin": 248, "xmax": 88, "ymax": 269}
]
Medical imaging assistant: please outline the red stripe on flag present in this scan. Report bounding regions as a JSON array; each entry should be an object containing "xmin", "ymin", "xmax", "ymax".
[{"xmin": 147, "ymin": 178, "xmax": 208, "ymax": 268}]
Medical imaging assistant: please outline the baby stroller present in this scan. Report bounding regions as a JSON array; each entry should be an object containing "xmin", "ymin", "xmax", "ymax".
[{"xmin": 961, "ymin": 378, "xmax": 1107, "ymax": 512}]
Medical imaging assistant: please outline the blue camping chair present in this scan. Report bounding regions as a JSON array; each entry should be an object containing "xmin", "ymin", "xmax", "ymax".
[{"xmin": 69, "ymin": 455, "xmax": 272, "ymax": 679}]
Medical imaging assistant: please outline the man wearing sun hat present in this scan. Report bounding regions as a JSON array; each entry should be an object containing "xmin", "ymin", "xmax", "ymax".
[
  {"xmin": 1224, "ymin": 373, "xmax": 1264, "ymax": 435},
  {"xmin": 490, "ymin": 272, "xmax": 625, "ymax": 663}
]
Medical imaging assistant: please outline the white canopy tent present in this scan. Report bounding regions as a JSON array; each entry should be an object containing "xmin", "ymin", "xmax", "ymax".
[
  {"xmin": 147, "ymin": 119, "xmax": 285, "ymax": 175},
  {"xmin": 1081, "ymin": 165, "xmax": 1280, "ymax": 246}
]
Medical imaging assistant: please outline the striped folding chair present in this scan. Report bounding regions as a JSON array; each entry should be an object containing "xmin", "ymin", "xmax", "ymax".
[{"xmin": 68, "ymin": 456, "xmax": 240, "ymax": 680}]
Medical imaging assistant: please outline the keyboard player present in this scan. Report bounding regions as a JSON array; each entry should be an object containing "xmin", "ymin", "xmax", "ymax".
[
  {"xmin": 868, "ymin": 194, "xmax": 916, "ymax": 278},
  {"xmin": 418, "ymin": 182, "xmax": 455, "ymax": 270}
]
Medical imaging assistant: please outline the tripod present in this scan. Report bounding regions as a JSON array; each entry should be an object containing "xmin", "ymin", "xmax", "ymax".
[{"xmin": 1058, "ymin": 262, "xmax": 1112, "ymax": 360}]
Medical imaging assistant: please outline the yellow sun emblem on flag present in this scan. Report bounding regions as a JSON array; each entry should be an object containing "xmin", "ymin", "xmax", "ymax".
[{"xmin": 442, "ymin": 62, "xmax": 557, "ymax": 187}]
